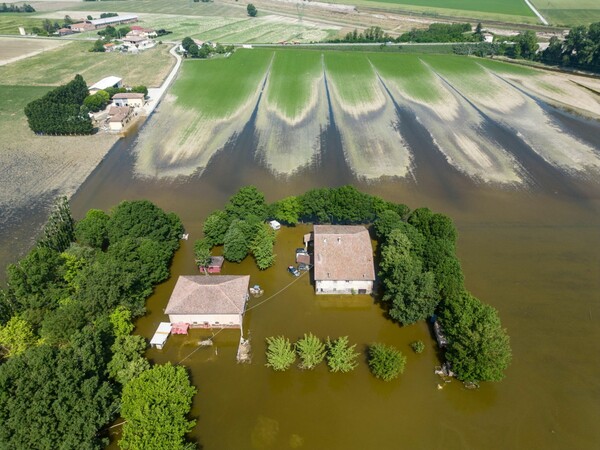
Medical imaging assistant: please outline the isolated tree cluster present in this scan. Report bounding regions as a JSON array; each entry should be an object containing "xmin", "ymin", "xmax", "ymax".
[
  {"xmin": 265, "ymin": 334, "xmax": 362, "ymax": 374},
  {"xmin": 24, "ymin": 74, "xmax": 93, "ymax": 135},
  {"xmin": 0, "ymin": 198, "xmax": 186, "ymax": 448}
]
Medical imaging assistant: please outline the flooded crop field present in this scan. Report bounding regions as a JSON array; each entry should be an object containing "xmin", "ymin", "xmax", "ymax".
[{"xmin": 1, "ymin": 49, "xmax": 599, "ymax": 449}]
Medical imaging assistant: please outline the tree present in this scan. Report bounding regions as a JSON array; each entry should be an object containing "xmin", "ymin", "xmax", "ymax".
[
  {"xmin": 38, "ymin": 196, "xmax": 75, "ymax": 253},
  {"xmin": 440, "ymin": 292, "xmax": 511, "ymax": 382},
  {"xmin": 325, "ymin": 336, "xmax": 359, "ymax": 373},
  {"xmin": 108, "ymin": 335, "xmax": 150, "ymax": 385},
  {"xmin": 110, "ymin": 305, "xmax": 135, "ymax": 337},
  {"xmin": 410, "ymin": 340, "xmax": 425, "ymax": 354},
  {"xmin": 511, "ymin": 30, "xmax": 538, "ymax": 60},
  {"xmin": 130, "ymin": 85, "xmax": 148, "ymax": 96},
  {"xmin": 379, "ymin": 229, "xmax": 438, "ymax": 325},
  {"xmin": 265, "ymin": 336, "xmax": 295, "ymax": 371},
  {"xmin": 75, "ymin": 208, "xmax": 110, "ymax": 249},
  {"xmin": 368, "ymin": 343, "xmax": 406, "ymax": 381},
  {"xmin": 223, "ymin": 220, "xmax": 250, "ymax": 262},
  {"xmin": 90, "ymin": 39, "xmax": 105, "ymax": 52},
  {"xmin": 194, "ymin": 238, "xmax": 212, "ymax": 269},
  {"xmin": 225, "ymin": 186, "xmax": 267, "ymax": 221},
  {"xmin": 203, "ymin": 210, "xmax": 230, "ymax": 246},
  {"xmin": 247, "ymin": 3, "xmax": 257, "ymax": 17},
  {"xmin": 120, "ymin": 363, "xmax": 196, "ymax": 450},
  {"xmin": 0, "ymin": 331, "xmax": 117, "ymax": 449},
  {"xmin": 83, "ymin": 93, "xmax": 107, "ymax": 111},
  {"xmin": 188, "ymin": 43, "xmax": 199, "ymax": 58},
  {"xmin": 250, "ymin": 223, "xmax": 276, "ymax": 270},
  {"xmin": 0, "ymin": 316, "xmax": 38, "ymax": 358},
  {"xmin": 295, "ymin": 333, "xmax": 326, "ymax": 369},
  {"xmin": 181, "ymin": 36, "xmax": 195, "ymax": 52},
  {"xmin": 271, "ymin": 196, "xmax": 301, "ymax": 225}
]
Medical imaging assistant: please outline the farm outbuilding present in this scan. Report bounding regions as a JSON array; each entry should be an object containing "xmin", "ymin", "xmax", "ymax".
[
  {"xmin": 89, "ymin": 76, "xmax": 122, "ymax": 94},
  {"xmin": 165, "ymin": 275, "xmax": 250, "ymax": 329},
  {"xmin": 112, "ymin": 92, "xmax": 146, "ymax": 108},
  {"xmin": 313, "ymin": 225, "xmax": 375, "ymax": 295}
]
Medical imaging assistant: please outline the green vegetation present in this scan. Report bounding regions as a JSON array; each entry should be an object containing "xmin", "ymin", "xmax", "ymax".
[
  {"xmin": 266, "ymin": 50, "xmax": 322, "ymax": 119},
  {"xmin": 173, "ymin": 49, "xmax": 272, "ymax": 118},
  {"xmin": 410, "ymin": 340, "xmax": 425, "ymax": 353},
  {"xmin": 335, "ymin": 23, "xmax": 480, "ymax": 44},
  {"xmin": 265, "ymin": 336, "xmax": 296, "ymax": 371},
  {"xmin": 0, "ymin": 41, "xmax": 174, "ymax": 87},
  {"xmin": 247, "ymin": 3, "xmax": 257, "ymax": 17},
  {"xmin": 541, "ymin": 22, "xmax": 600, "ymax": 72},
  {"xmin": 325, "ymin": 52, "xmax": 379, "ymax": 105},
  {"xmin": 120, "ymin": 363, "xmax": 196, "ymax": 450},
  {"xmin": 326, "ymin": 336, "xmax": 360, "ymax": 373},
  {"xmin": 295, "ymin": 333, "xmax": 326, "ymax": 369},
  {"xmin": 251, "ymin": 224, "xmax": 276, "ymax": 270},
  {"xmin": 368, "ymin": 343, "xmax": 406, "ymax": 381},
  {"xmin": 0, "ymin": 199, "xmax": 183, "ymax": 448},
  {"xmin": 24, "ymin": 74, "xmax": 93, "ymax": 135},
  {"xmin": 0, "ymin": 3, "xmax": 35, "ymax": 12},
  {"xmin": 537, "ymin": 0, "xmax": 600, "ymax": 25}
]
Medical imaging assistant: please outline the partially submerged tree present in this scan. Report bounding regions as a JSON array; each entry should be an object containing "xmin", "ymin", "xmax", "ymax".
[
  {"xmin": 265, "ymin": 336, "xmax": 295, "ymax": 371},
  {"xmin": 368, "ymin": 343, "xmax": 406, "ymax": 381},
  {"xmin": 325, "ymin": 336, "xmax": 359, "ymax": 373},
  {"xmin": 295, "ymin": 333, "xmax": 326, "ymax": 369},
  {"xmin": 120, "ymin": 363, "xmax": 196, "ymax": 450},
  {"xmin": 251, "ymin": 224, "xmax": 276, "ymax": 270}
]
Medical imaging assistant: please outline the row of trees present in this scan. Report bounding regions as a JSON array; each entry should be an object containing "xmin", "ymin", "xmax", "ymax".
[
  {"xmin": 0, "ymin": 2, "xmax": 35, "ymax": 12},
  {"xmin": 181, "ymin": 36, "xmax": 234, "ymax": 58},
  {"xmin": 0, "ymin": 198, "xmax": 196, "ymax": 448},
  {"xmin": 540, "ymin": 23, "xmax": 600, "ymax": 73},
  {"xmin": 24, "ymin": 74, "xmax": 93, "ymax": 135},
  {"xmin": 264, "ymin": 334, "xmax": 406, "ymax": 381},
  {"xmin": 331, "ymin": 23, "xmax": 482, "ymax": 44}
]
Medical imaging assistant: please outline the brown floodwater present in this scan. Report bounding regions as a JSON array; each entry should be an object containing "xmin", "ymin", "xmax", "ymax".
[{"xmin": 2, "ymin": 91, "xmax": 599, "ymax": 449}]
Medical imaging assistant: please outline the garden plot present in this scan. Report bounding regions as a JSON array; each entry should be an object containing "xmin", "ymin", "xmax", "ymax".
[
  {"xmin": 423, "ymin": 56, "xmax": 600, "ymax": 174},
  {"xmin": 255, "ymin": 50, "xmax": 329, "ymax": 175},
  {"xmin": 370, "ymin": 54, "xmax": 524, "ymax": 184},
  {"xmin": 325, "ymin": 52, "xmax": 412, "ymax": 179},
  {"xmin": 134, "ymin": 50, "xmax": 273, "ymax": 178}
]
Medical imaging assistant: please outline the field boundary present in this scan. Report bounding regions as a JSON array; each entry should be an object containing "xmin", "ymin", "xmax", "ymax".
[{"xmin": 523, "ymin": 0, "xmax": 548, "ymax": 25}]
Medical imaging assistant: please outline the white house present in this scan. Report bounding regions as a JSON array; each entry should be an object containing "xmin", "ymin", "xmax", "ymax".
[
  {"xmin": 112, "ymin": 92, "xmax": 146, "ymax": 108},
  {"xmin": 164, "ymin": 275, "xmax": 250, "ymax": 329},
  {"xmin": 89, "ymin": 76, "xmax": 122, "ymax": 94},
  {"xmin": 313, "ymin": 225, "xmax": 375, "ymax": 295}
]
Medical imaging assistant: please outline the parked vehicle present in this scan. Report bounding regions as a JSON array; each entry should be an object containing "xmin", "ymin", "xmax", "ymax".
[
  {"xmin": 288, "ymin": 265, "xmax": 300, "ymax": 277},
  {"xmin": 297, "ymin": 263, "xmax": 309, "ymax": 271}
]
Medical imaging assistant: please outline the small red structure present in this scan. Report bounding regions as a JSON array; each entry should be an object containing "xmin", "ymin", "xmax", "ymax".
[
  {"xmin": 171, "ymin": 323, "xmax": 190, "ymax": 335},
  {"xmin": 199, "ymin": 256, "xmax": 224, "ymax": 274}
]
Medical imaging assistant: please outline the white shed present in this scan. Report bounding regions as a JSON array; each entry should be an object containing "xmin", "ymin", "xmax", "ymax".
[
  {"xmin": 89, "ymin": 76, "xmax": 122, "ymax": 94},
  {"xmin": 150, "ymin": 322, "xmax": 171, "ymax": 349},
  {"xmin": 165, "ymin": 275, "xmax": 250, "ymax": 329}
]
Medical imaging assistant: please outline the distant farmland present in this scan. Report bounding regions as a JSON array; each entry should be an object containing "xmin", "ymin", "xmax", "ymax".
[{"xmin": 134, "ymin": 49, "xmax": 600, "ymax": 184}]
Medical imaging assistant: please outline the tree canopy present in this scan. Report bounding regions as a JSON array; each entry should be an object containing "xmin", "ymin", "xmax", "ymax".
[{"xmin": 120, "ymin": 363, "xmax": 196, "ymax": 450}]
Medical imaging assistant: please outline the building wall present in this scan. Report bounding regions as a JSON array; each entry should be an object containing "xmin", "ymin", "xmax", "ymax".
[
  {"xmin": 315, "ymin": 279, "xmax": 373, "ymax": 295},
  {"xmin": 108, "ymin": 121, "xmax": 123, "ymax": 131},
  {"xmin": 168, "ymin": 313, "xmax": 241, "ymax": 328}
]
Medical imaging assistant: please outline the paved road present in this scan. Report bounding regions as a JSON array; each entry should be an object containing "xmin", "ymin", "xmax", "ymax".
[{"xmin": 143, "ymin": 44, "xmax": 182, "ymax": 116}]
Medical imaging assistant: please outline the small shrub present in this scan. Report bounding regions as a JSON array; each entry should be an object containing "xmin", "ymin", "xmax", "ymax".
[
  {"xmin": 265, "ymin": 336, "xmax": 295, "ymax": 371},
  {"xmin": 295, "ymin": 333, "xmax": 326, "ymax": 369},
  {"xmin": 326, "ymin": 336, "xmax": 359, "ymax": 373},
  {"xmin": 368, "ymin": 343, "xmax": 406, "ymax": 381},
  {"xmin": 410, "ymin": 340, "xmax": 425, "ymax": 354}
]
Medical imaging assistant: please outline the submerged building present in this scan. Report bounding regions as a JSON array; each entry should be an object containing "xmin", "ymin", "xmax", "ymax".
[{"xmin": 313, "ymin": 225, "xmax": 375, "ymax": 295}]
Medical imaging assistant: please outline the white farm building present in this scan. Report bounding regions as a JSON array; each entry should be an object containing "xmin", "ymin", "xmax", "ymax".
[
  {"xmin": 165, "ymin": 275, "xmax": 250, "ymax": 329},
  {"xmin": 313, "ymin": 225, "xmax": 375, "ymax": 295}
]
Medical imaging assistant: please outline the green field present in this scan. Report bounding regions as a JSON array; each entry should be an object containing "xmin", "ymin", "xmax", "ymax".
[
  {"xmin": 266, "ymin": 50, "xmax": 323, "ymax": 119},
  {"xmin": 0, "ymin": 14, "xmax": 52, "ymax": 34},
  {"xmin": 532, "ymin": 0, "xmax": 600, "ymax": 25},
  {"xmin": 0, "ymin": 41, "xmax": 174, "ymax": 87},
  {"xmin": 325, "ymin": 52, "xmax": 381, "ymax": 105},
  {"xmin": 70, "ymin": 0, "xmax": 246, "ymax": 17},
  {"xmin": 172, "ymin": 49, "xmax": 273, "ymax": 118},
  {"xmin": 0, "ymin": 85, "xmax": 50, "ymax": 129}
]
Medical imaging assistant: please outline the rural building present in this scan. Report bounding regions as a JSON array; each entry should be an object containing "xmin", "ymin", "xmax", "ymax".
[
  {"xmin": 127, "ymin": 26, "xmax": 157, "ymax": 38},
  {"xmin": 107, "ymin": 105, "xmax": 132, "ymax": 131},
  {"xmin": 70, "ymin": 22, "xmax": 95, "ymax": 32},
  {"xmin": 150, "ymin": 322, "xmax": 171, "ymax": 349},
  {"xmin": 164, "ymin": 275, "xmax": 250, "ymax": 329},
  {"xmin": 89, "ymin": 14, "xmax": 138, "ymax": 29},
  {"xmin": 89, "ymin": 76, "xmax": 122, "ymax": 94},
  {"xmin": 56, "ymin": 27, "xmax": 74, "ymax": 36},
  {"xmin": 313, "ymin": 225, "xmax": 375, "ymax": 295},
  {"xmin": 199, "ymin": 256, "xmax": 225, "ymax": 274},
  {"xmin": 482, "ymin": 32, "xmax": 494, "ymax": 43},
  {"xmin": 112, "ymin": 92, "xmax": 146, "ymax": 107},
  {"xmin": 103, "ymin": 42, "xmax": 116, "ymax": 52}
]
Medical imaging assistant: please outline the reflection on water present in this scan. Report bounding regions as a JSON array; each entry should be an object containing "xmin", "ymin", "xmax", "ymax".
[{"xmin": 2, "ymin": 98, "xmax": 599, "ymax": 450}]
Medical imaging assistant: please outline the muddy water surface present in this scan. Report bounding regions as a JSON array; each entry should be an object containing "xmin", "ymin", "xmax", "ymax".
[
  {"xmin": 1, "ymin": 92, "xmax": 599, "ymax": 448},
  {"xmin": 56, "ymin": 101, "xmax": 600, "ymax": 449}
]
